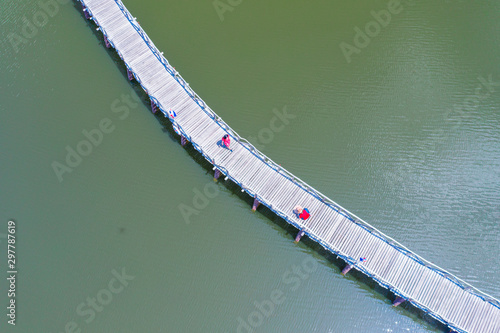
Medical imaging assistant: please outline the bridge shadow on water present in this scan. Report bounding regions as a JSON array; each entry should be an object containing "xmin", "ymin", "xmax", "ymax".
[{"xmin": 75, "ymin": 4, "xmax": 449, "ymax": 332}]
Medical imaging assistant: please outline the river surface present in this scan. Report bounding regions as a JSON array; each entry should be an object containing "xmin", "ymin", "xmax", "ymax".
[{"xmin": 1, "ymin": 0, "xmax": 499, "ymax": 332}]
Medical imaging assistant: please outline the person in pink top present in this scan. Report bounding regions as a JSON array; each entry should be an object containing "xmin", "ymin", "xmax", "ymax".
[
  {"xmin": 222, "ymin": 134, "xmax": 232, "ymax": 152},
  {"xmin": 294, "ymin": 205, "xmax": 310, "ymax": 220}
]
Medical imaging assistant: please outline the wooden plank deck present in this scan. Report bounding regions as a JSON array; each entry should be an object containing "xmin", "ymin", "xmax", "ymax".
[{"xmin": 77, "ymin": 1, "xmax": 500, "ymax": 332}]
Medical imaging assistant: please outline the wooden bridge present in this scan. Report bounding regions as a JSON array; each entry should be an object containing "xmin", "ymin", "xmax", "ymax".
[{"xmin": 76, "ymin": 1, "xmax": 500, "ymax": 332}]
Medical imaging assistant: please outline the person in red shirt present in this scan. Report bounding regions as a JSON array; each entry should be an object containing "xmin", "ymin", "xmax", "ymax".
[
  {"xmin": 222, "ymin": 134, "xmax": 232, "ymax": 152},
  {"xmin": 294, "ymin": 205, "xmax": 310, "ymax": 220},
  {"xmin": 300, "ymin": 208, "xmax": 310, "ymax": 220}
]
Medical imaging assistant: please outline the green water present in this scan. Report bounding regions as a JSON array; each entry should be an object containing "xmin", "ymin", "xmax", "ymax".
[{"xmin": 1, "ymin": 0, "xmax": 499, "ymax": 332}]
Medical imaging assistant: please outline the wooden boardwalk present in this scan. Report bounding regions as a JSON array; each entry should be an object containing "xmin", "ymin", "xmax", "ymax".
[{"xmin": 77, "ymin": 1, "xmax": 500, "ymax": 332}]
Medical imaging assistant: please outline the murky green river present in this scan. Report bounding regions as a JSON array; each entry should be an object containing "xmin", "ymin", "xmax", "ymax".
[{"xmin": 1, "ymin": 0, "xmax": 499, "ymax": 332}]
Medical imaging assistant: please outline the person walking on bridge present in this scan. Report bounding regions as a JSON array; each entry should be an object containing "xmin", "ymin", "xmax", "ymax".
[
  {"xmin": 222, "ymin": 134, "xmax": 232, "ymax": 152},
  {"xmin": 294, "ymin": 205, "xmax": 310, "ymax": 221}
]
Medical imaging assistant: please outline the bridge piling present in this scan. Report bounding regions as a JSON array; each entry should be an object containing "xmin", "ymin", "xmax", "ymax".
[
  {"xmin": 392, "ymin": 297, "xmax": 406, "ymax": 307},
  {"xmin": 150, "ymin": 100, "xmax": 158, "ymax": 113},
  {"xmin": 251, "ymin": 196, "xmax": 260, "ymax": 211},
  {"xmin": 214, "ymin": 169, "xmax": 221, "ymax": 182},
  {"xmin": 104, "ymin": 35, "xmax": 111, "ymax": 48},
  {"xmin": 341, "ymin": 264, "xmax": 354, "ymax": 276},
  {"xmin": 294, "ymin": 228, "xmax": 305, "ymax": 243},
  {"xmin": 82, "ymin": 5, "xmax": 90, "ymax": 20}
]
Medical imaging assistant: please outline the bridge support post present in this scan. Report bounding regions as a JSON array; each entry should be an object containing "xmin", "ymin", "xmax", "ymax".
[
  {"xmin": 392, "ymin": 296, "xmax": 405, "ymax": 307},
  {"xmin": 82, "ymin": 6, "xmax": 90, "ymax": 20},
  {"xmin": 104, "ymin": 35, "xmax": 111, "ymax": 48},
  {"xmin": 181, "ymin": 136, "xmax": 187, "ymax": 146},
  {"xmin": 294, "ymin": 228, "xmax": 305, "ymax": 243},
  {"xmin": 214, "ymin": 169, "xmax": 221, "ymax": 182},
  {"xmin": 341, "ymin": 264, "xmax": 353, "ymax": 275},
  {"xmin": 127, "ymin": 68, "xmax": 134, "ymax": 81},
  {"xmin": 251, "ymin": 196, "xmax": 260, "ymax": 211},
  {"xmin": 150, "ymin": 100, "xmax": 158, "ymax": 113}
]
